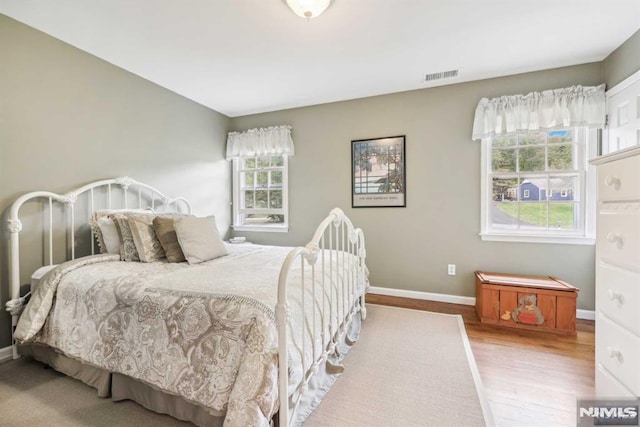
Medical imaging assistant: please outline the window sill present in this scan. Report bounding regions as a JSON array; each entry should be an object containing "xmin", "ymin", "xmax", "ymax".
[
  {"xmin": 480, "ymin": 233, "xmax": 595, "ymax": 245},
  {"xmin": 232, "ymin": 224, "xmax": 289, "ymax": 233}
]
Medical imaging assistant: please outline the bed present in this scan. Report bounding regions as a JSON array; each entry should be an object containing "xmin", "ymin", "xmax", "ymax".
[{"xmin": 5, "ymin": 177, "xmax": 369, "ymax": 427}]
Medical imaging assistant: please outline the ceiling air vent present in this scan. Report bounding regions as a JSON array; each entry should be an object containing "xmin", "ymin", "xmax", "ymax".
[{"xmin": 424, "ymin": 69, "xmax": 459, "ymax": 83}]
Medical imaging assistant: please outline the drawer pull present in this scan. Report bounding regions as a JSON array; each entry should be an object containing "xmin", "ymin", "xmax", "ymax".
[
  {"xmin": 605, "ymin": 175, "xmax": 621, "ymax": 190},
  {"xmin": 607, "ymin": 289, "xmax": 625, "ymax": 305},
  {"xmin": 606, "ymin": 232, "xmax": 624, "ymax": 247},
  {"xmin": 607, "ymin": 346, "xmax": 623, "ymax": 361}
]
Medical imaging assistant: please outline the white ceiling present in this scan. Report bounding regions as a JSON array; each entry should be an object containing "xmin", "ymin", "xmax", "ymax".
[{"xmin": 1, "ymin": 1, "xmax": 639, "ymax": 117}]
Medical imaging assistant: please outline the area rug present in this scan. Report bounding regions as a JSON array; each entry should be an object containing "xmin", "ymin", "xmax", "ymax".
[{"xmin": 304, "ymin": 304, "xmax": 494, "ymax": 426}]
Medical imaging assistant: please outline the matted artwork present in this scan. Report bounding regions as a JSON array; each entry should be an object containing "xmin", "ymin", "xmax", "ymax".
[{"xmin": 351, "ymin": 135, "xmax": 406, "ymax": 207}]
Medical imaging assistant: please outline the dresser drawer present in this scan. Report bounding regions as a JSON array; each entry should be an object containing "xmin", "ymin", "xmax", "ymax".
[
  {"xmin": 597, "ymin": 210, "xmax": 640, "ymax": 267},
  {"xmin": 596, "ymin": 313, "xmax": 640, "ymax": 395},
  {"xmin": 597, "ymin": 263, "xmax": 640, "ymax": 336},
  {"xmin": 596, "ymin": 364, "xmax": 635, "ymax": 398},
  {"xmin": 598, "ymin": 154, "xmax": 640, "ymax": 201}
]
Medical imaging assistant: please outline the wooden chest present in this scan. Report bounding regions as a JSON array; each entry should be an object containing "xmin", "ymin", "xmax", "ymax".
[{"xmin": 475, "ymin": 271, "xmax": 579, "ymax": 334}]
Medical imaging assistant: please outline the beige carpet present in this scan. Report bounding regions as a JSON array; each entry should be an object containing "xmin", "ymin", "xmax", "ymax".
[
  {"xmin": 305, "ymin": 304, "xmax": 494, "ymax": 426},
  {"xmin": 0, "ymin": 304, "xmax": 493, "ymax": 426},
  {"xmin": 0, "ymin": 356, "xmax": 191, "ymax": 426}
]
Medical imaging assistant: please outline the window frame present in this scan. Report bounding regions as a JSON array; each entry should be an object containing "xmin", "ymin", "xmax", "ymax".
[
  {"xmin": 479, "ymin": 128, "xmax": 596, "ymax": 245},
  {"xmin": 232, "ymin": 154, "xmax": 289, "ymax": 233}
]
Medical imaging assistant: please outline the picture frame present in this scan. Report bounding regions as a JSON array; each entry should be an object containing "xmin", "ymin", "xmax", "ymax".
[{"xmin": 351, "ymin": 135, "xmax": 406, "ymax": 208}]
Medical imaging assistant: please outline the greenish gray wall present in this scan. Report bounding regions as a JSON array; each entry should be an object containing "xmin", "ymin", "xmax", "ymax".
[
  {"xmin": 4, "ymin": 14, "xmax": 636, "ymax": 351},
  {"xmin": 231, "ymin": 63, "xmax": 604, "ymax": 312},
  {"xmin": 604, "ymin": 29, "xmax": 640, "ymax": 88},
  {"xmin": 0, "ymin": 15, "xmax": 231, "ymax": 348}
]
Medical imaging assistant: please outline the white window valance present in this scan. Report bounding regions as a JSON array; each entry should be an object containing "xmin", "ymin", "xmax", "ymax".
[
  {"xmin": 226, "ymin": 125, "xmax": 294, "ymax": 160},
  {"xmin": 472, "ymin": 84, "xmax": 606, "ymax": 140}
]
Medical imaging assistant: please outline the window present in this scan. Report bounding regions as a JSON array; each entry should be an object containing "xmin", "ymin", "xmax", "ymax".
[
  {"xmin": 232, "ymin": 155, "xmax": 288, "ymax": 232},
  {"xmin": 481, "ymin": 128, "xmax": 595, "ymax": 244}
]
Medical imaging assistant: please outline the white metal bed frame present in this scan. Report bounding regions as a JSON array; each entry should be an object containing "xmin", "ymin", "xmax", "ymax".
[{"xmin": 6, "ymin": 176, "xmax": 368, "ymax": 427}]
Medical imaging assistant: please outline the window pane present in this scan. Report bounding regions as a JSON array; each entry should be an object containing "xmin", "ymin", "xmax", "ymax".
[
  {"xmin": 243, "ymin": 172, "xmax": 255, "ymax": 187},
  {"xmin": 243, "ymin": 214, "xmax": 269, "ymax": 225},
  {"xmin": 550, "ymin": 175, "xmax": 578, "ymax": 201},
  {"xmin": 518, "ymin": 146, "xmax": 545, "ymax": 172},
  {"xmin": 243, "ymin": 214, "xmax": 283, "ymax": 225},
  {"xmin": 492, "ymin": 148, "xmax": 516, "ymax": 172},
  {"xmin": 243, "ymin": 190, "xmax": 254, "ymax": 208},
  {"xmin": 493, "ymin": 135, "xmax": 517, "ymax": 148},
  {"xmin": 270, "ymin": 170, "xmax": 282, "ymax": 186},
  {"xmin": 244, "ymin": 158, "xmax": 256, "ymax": 169},
  {"xmin": 491, "ymin": 201, "xmax": 518, "ymax": 229},
  {"xmin": 520, "ymin": 177, "xmax": 547, "ymax": 201},
  {"xmin": 255, "ymin": 190, "xmax": 268, "ymax": 208},
  {"xmin": 257, "ymin": 157, "xmax": 270, "ymax": 168},
  {"xmin": 270, "ymin": 190, "xmax": 283, "ymax": 208},
  {"xmin": 271, "ymin": 156, "xmax": 284, "ymax": 167},
  {"xmin": 549, "ymin": 203, "xmax": 578, "ymax": 230},
  {"xmin": 492, "ymin": 177, "xmax": 518, "ymax": 202},
  {"xmin": 518, "ymin": 202, "xmax": 548, "ymax": 230},
  {"xmin": 547, "ymin": 129, "xmax": 572, "ymax": 144},
  {"xmin": 256, "ymin": 171, "xmax": 268, "ymax": 187},
  {"xmin": 547, "ymin": 144, "xmax": 574, "ymax": 171},
  {"xmin": 518, "ymin": 133, "xmax": 545, "ymax": 146},
  {"xmin": 268, "ymin": 214, "xmax": 285, "ymax": 224}
]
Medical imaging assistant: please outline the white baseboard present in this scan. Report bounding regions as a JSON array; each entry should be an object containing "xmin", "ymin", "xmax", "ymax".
[
  {"xmin": 0, "ymin": 346, "xmax": 12, "ymax": 363},
  {"xmin": 368, "ymin": 286, "xmax": 596, "ymax": 320},
  {"xmin": 576, "ymin": 309, "xmax": 596, "ymax": 321},
  {"xmin": 368, "ymin": 286, "xmax": 476, "ymax": 306}
]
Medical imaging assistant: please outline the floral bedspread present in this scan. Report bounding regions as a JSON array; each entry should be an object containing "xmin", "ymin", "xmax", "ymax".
[{"xmin": 14, "ymin": 244, "xmax": 333, "ymax": 426}]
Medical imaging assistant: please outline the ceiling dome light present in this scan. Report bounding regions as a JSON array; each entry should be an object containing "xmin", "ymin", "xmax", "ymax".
[{"xmin": 285, "ymin": 0, "xmax": 332, "ymax": 20}]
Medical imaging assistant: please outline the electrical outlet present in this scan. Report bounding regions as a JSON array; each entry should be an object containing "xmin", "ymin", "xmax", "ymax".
[{"xmin": 447, "ymin": 264, "xmax": 456, "ymax": 276}]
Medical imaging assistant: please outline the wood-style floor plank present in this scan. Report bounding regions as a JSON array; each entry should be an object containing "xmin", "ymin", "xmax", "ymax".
[{"xmin": 366, "ymin": 294, "xmax": 594, "ymax": 427}]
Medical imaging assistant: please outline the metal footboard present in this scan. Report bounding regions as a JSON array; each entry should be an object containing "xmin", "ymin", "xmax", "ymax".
[{"xmin": 276, "ymin": 208, "xmax": 368, "ymax": 426}]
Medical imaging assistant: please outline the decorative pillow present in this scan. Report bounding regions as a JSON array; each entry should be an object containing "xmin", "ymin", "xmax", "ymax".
[
  {"xmin": 109, "ymin": 213, "xmax": 154, "ymax": 262},
  {"xmin": 153, "ymin": 215, "xmax": 189, "ymax": 263},
  {"xmin": 128, "ymin": 215, "xmax": 166, "ymax": 262},
  {"xmin": 90, "ymin": 208, "xmax": 153, "ymax": 254},
  {"xmin": 97, "ymin": 216, "xmax": 120, "ymax": 254},
  {"xmin": 90, "ymin": 211, "xmax": 113, "ymax": 254},
  {"xmin": 174, "ymin": 216, "xmax": 228, "ymax": 265}
]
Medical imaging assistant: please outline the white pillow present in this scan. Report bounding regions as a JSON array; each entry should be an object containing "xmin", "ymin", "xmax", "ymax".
[
  {"xmin": 174, "ymin": 216, "xmax": 228, "ymax": 265},
  {"xmin": 97, "ymin": 216, "xmax": 121, "ymax": 254}
]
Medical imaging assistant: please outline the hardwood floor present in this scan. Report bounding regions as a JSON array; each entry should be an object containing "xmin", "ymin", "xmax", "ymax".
[{"xmin": 366, "ymin": 294, "xmax": 595, "ymax": 427}]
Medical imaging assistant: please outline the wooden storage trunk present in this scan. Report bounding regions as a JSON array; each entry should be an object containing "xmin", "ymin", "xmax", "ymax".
[{"xmin": 475, "ymin": 271, "xmax": 579, "ymax": 334}]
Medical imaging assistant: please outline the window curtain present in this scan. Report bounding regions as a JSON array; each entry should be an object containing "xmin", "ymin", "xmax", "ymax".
[
  {"xmin": 226, "ymin": 125, "xmax": 294, "ymax": 159},
  {"xmin": 471, "ymin": 84, "xmax": 606, "ymax": 140}
]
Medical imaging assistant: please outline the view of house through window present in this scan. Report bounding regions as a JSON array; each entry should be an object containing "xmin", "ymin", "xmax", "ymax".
[
  {"xmin": 487, "ymin": 128, "xmax": 587, "ymax": 235},
  {"xmin": 233, "ymin": 155, "xmax": 288, "ymax": 230}
]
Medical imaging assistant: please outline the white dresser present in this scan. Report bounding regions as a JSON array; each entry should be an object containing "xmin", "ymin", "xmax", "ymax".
[{"xmin": 591, "ymin": 145, "xmax": 640, "ymax": 398}]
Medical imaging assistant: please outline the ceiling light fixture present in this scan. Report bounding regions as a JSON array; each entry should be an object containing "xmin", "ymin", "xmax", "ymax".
[{"xmin": 285, "ymin": 0, "xmax": 332, "ymax": 20}]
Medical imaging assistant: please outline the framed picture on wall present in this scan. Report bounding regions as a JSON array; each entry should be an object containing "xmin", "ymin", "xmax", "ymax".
[{"xmin": 351, "ymin": 135, "xmax": 406, "ymax": 208}]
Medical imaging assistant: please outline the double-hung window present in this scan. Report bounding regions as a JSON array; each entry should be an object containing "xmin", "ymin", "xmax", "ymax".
[
  {"xmin": 227, "ymin": 125, "xmax": 293, "ymax": 233},
  {"xmin": 480, "ymin": 128, "xmax": 596, "ymax": 244},
  {"xmin": 232, "ymin": 155, "xmax": 289, "ymax": 232},
  {"xmin": 473, "ymin": 84, "xmax": 605, "ymax": 244}
]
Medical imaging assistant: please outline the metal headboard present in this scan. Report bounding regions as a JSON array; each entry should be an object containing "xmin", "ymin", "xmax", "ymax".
[{"xmin": 7, "ymin": 176, "xmax": 191, "ymax": 359}]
